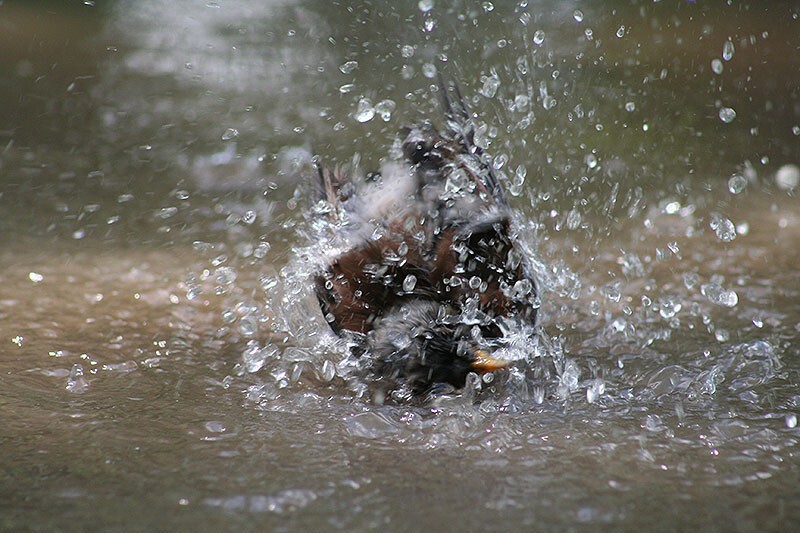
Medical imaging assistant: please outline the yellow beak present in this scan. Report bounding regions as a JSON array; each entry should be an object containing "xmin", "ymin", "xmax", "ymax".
[{"xmin": 471, "ymin": 350, "xmax": 509, "ymax": 373}]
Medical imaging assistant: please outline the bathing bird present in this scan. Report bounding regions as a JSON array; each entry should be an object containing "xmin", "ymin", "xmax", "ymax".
[{"xmin": 313, "ymin": 79, "xmax": 538, "ymax": 394}]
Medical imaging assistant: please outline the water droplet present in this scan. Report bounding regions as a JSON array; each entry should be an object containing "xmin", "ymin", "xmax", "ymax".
[
  {"xmin": 728, "ymin": 174, "xmax": 747, "ymax": 194},
  {"xmin": 585, "ymin": 154, "xmax": 597, "ymax": 169},
  {"xmin": 480, "ymin": 74, "xmax": 500, "ymax": 98},
  {"xmin": 625, "ymin": 101, "xmax": 635, "ymax": 112},
  {"xmin": 482, "ymin": 1, "xmax": 494, "ymax": 12},
  {"xmin": 573, "ymin": 10, "xmax": 584, "ymax": 23},
  {"xmin": 338, "ymin": 83, "xmax": 355, "ymax": 94},
  {"xmin": 322, "ymin": 360, "xmax": 336, "ymax": 381},
  {"xmin": 205, "ymin": 421, "xmax": 227, "ymax": 434},
  {"xmin": 221, "ymin": 310, "xmax": 236, "ymax": 324},
  {"xmin": 711, "ymin": 58, "xmax": 724, "ymax": 74},
  {"xmin": 542, "ymin": 96, "xmax": 557, "ymax": 110},
  {"xmin": 493, "ymin": 153, "xmax": 508, "ymax": 170},
  {"xmin": 472, "ymin": 123, "xmax": 489, "ymax": 149},
  {"xmin": 667, "ymin": 241, "xmax": 680, "ymax": 256},
  {"xmin": 253, "ymin": 242, "xmax": 271, "ymax": 259},
  {"xmin": 786, "ymin": 413, "xmax": 798, "ymax": 429},
  {"xmin": 792, "ymin": 125, "xmax": 800, "ymax": 136},
  {"xmin": 718, "ymin": 107, "xmax": 736, "ymax": 124},
  {"xmin": 664, "ymin": 201, "xmax": 681, "ymax": 215},
  {"xmin": 353, "ymin": 98, "xmax": 375, "ymax": 123},
  {"xmin": 722, "ymin": 39, "xmax": 735, "ymax": 61},
  {"xmin": 192, "ymin": 240, "xmax": 211, "ymax": 252},
  {"xmin": 243, "ymin": 343, "xmax": 266, "ymax": 373},
  {"xmin": 260, "ymin": 275, "xmax": 278, "ymax": 291},
  {"xmin": 616, "ymin": 25, "xmax": 625, "ymax": 38},
  {"xmin": 586, "ymin": 379, "xmax": 605, "ymax": 403},
  {"xmin": 509, "ymin": 165, "xmax": 526, "ymax": 196},
  {"xmin": 644, "ymin": 414, "xmax": 664, "ymax": 432},
  {"xmin": 602, "ymin": 282, "xmax": 621, "ymax": 303},
  {"xmin": 566, "ymin": 209, "xmax": 581, "ymax": 230},
  {"xmin": 418, "ymin": 0, "xmax": 434, "ymax": 12},
  {"xmin": 658, "ymin": 297, "xmax": 682, "ymax": 319},
  {"xmin": 29, "ymin": 272, "xmax": 44, "ymax": 283},
  {"xmin": 400, "ymin": 65, "xmax": 415, "ymax": 80},
  {"xmin": 775, "ymin": 164, "xmax": 800, "ymax": 190},
  {"xmin": 186, "ymin": 287, "xmax": 203, "ymax": 300},
  {"xmin": 559, "ymin": 360, "xmax": 581, "ymax": 396},
  {"xmin": 532, "ymin": 384, "xmax": 545, "ymax": 404},
  {"xmin": 373, "ymin": 99, "xmax": 395, "ymax": 122},
  {"xmin": 533, "ymin": 30, "xmax": 545, "ymax": 46},
  {"xmin": 710, "ymin": 214, "xmax": 737, "ymax": 242},
  {"xmin": 714, "ymin": 328, "xmax": 730, "ymax": 342},
  {"xmin": 422, "ymin": 63, "xmax": 437, "ymax": 78},
  {"xmin": 158, "ymin": 206, "xmax": 178, "ymax": 219},
  {"xmin": 221, "ymin": 128, "xmax": 239, "ymax": 140},
  {"xmin": 400, "ymin": 45, "xmax": 415, "ymax": 58},
  {"xmin": 584, "ymin": 28, "xmax": 593, "ymax": 40},
  {"xmin": 701, "ymin": 282, "xmax": 738, "ymax": 307},
  {"xmin": 402, "ymin": 274, "xmax": 417, "ymax": 292},
  {"xmin": 215, "ymin": 266, "xmax": 237, "ymax": 285},
  {"xmin": 339, "ymin": 60, "xmax": 358, "ymax": 74}
]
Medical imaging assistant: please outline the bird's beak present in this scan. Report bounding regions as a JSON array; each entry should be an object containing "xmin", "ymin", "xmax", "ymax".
[{"xmin": 471, "ymin": 350, "xmax": 509, "ymax": 373}]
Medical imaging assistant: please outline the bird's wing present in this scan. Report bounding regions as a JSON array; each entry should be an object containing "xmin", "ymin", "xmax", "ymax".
[
  {"xmin": 430, "ymin": 212, "xmax": 538, "ymax": 328},
  {"xmin": 315, "ymin": 235, "xmax": 438, "ymax": 335}
]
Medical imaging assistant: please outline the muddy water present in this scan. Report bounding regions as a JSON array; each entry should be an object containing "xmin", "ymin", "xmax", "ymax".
[{"xmin": 1, "ymin": 1, "xmax": 799, "ymax": 530}]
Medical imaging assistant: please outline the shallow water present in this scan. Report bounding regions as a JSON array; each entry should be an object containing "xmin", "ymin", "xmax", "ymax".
[{"xmin": 1, "ymin": 1, "xmax": 799, "ymax": 530}]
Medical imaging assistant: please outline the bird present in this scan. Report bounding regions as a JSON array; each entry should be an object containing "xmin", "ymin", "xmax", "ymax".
[{"xmin": 312, "ymin": 78, "xmax": 539, "ymax": 395}]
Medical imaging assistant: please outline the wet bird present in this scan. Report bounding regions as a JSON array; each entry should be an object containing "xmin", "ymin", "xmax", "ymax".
[{"xmin": 313, "ymin": 79, "xmax": 538, "ymax": 394}]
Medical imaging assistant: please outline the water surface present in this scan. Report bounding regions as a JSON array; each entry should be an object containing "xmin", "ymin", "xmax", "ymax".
[{"xmin": 1, "ymin": 1, "xmax": 799, "ymax": 530}]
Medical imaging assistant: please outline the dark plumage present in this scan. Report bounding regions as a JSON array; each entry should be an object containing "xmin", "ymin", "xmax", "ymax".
[{"xmin": 313, "ymin": 79, "xmax": 538, "ymax": 393}]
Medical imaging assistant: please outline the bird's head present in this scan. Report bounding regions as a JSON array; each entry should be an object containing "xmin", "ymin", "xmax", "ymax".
[{"xmin": 367, "ymin": 300, "xmax": 508, "ymax": 393}]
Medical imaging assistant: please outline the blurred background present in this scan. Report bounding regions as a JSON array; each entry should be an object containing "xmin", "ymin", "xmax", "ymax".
[{"xmin": 1, "ymin": 1, "xmax": 798, "ymax": 530}]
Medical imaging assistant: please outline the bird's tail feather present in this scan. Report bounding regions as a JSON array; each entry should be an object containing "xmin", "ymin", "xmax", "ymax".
[{"xmin": 436, "ymin": 74, "xmax": 508, "ymax": 207}]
